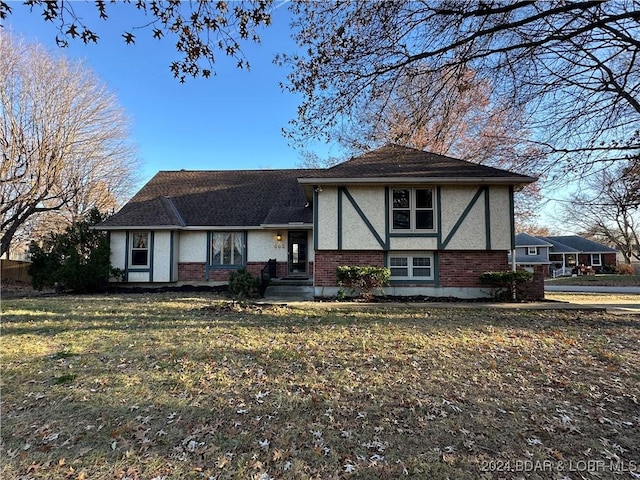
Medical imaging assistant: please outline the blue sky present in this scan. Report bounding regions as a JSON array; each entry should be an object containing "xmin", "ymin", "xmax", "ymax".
[
  {"xmin": 4, "ymin": 1, "xmax": 319, "ymax": 185},
  {"xmin": 3, "ymin": 2, "xmax": 572, "ymax": 232}
]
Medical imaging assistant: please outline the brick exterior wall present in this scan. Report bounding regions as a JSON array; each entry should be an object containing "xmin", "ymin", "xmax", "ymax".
[
  {"xmin": 314, "ymin": 251, "xmax": 385, "ymax": 286},
  {"xmin": 438, "ymin": 250, "xmax": 509, "ymax": 288},
  {"xmin": 518, "ymin": 265, "xmax": 545, "ymax": 301},
  {"xmin": 603, "ymin": 253, "xmax": 617, "ymax": 267},
  {"xmin": 577, "ymin": 253, "xmax": 617, "ymax": 273},
  {"xmin": 207, "ymin": 269, "xmax": 234, "ymax": 281},
  {"xmin": 178, "ymin": 262, "xmax": 206, "ymax": 281},
  {"xmin": 247, "ymin": 261, "xmax": 303, "ymax": 279},
  {"xmin": 178, "ymin": 261, "xmax": 315, "ymax": 282}
]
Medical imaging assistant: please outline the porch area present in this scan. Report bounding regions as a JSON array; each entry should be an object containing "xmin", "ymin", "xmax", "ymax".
[{"xmin": 262, "ymin": 277, "xmax": 315, "ymax": 301}]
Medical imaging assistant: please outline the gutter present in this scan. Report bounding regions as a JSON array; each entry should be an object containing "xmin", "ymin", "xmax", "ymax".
[{"xmin": 298, "ymin": 176, "xmax": 537, "ymax": 186}]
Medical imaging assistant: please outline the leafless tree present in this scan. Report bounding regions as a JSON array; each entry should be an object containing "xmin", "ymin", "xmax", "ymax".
[
  {"xmin": 281, "ymin": 1, "xmax": 640, "ymax": 182},
  {"xmin": 300, "ymin": 67, "xmax": 545, "ymax": 228},
  {"xmin": 562, "ymin": 160, "xmax": 640, "ymax": 263},
  {"xmin": 0, "ymin": 32, "xmax": 138, "ymax": 257}
]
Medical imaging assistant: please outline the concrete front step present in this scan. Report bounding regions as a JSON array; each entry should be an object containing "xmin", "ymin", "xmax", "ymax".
[
  {"xmin": 263, "ymin": 284, "xmax": 315, "ymax": 301},
  {"xmin": 269, "ymin": 278, "xmax": 313, "ymax": 286}
]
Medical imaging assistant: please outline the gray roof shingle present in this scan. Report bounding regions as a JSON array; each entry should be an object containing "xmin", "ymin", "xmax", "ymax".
[
  {"xmin": 299, "ymin": 144, "xmax": 537, "ymax": 184},
  {"xmin": 100, "ymin": 144, "xmax": 537, "ymax": 229},
  {"xmin": 541, "ymin": 237, "xmax": 581, "ymax": 253},
  {"xmin": 545, "ymin": 236, "xmax": 618, "ymax": 253},
  {"xmin": 515, "ymin": 232, "xmax": 552, "ymax": 247},
  {"xmin": 99, "ymin": 169, "xmax": 319, "ymax": 228}
]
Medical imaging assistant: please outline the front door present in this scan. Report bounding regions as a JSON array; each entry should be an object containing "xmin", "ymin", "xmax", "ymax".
[{"xmin": 288, "ymin": 230, "xmax": 307, "ymax": 276}]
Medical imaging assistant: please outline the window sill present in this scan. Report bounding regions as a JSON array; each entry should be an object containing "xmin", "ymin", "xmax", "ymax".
[
  {"xmin": 389, "ymin": 231, "xmax": 438, "ymax": 237},
  {"xmin": 389, "ymin": 279, "xmax": 435, "ymax": 284}
]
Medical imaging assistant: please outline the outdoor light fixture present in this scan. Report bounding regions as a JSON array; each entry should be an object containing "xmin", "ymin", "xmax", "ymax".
[{"xmin": 276, "ymin": 233, "xmax": 282, "ymax": 241}]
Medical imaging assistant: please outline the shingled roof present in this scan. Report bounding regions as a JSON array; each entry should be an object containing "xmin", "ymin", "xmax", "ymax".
[
  {"xmin": 514, "ymin": 232, "xmax": 552, "ymax": 247},
  {"xmin": 545, "ymin": 236, "xmax": 618, "ymax": 254},
  {"xmin": 100, "ymin": 144, "xmax": 537, "ymax": 229},
  {"xmin": 298, "ymin": 144, "xmax": 537, "ymax": 185},
  {"xmin": 99, "ymin": 169, "xmax": 319, "ymax": 229}
]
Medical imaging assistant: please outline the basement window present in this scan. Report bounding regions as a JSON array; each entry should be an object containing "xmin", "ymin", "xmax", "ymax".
[{"xmin": 388, "ymin": 253, "xmax": 434, "ymax": 280}]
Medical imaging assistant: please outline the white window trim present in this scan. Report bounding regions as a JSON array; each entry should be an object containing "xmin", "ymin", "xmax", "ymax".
[
  {"xmin": 390, "ymin": 187, "xmax": 436, "ymax": 233},
  {"xmin": 527, "ymin": 247, "xmax": 537, "ymax": 255},
  {"xmin": 129, "ymin": 231, "xmax": 150, "ymax": 268},
  {"xmin": 388, "ymin": 252, "xmax": 435, "ymax": 280},
  {"xmin": 591, "ymin": 253, "xmax": 602, "ymax": 266}
]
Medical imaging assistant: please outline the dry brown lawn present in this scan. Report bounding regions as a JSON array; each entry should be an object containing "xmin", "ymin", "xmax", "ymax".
[{"xmin": 2, "ymin": 294, "xmax": 639, "ymax": 479}]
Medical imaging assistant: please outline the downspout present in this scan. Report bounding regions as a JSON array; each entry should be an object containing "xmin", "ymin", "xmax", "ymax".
[
  {"xmin": 509, "ymin": 185, "xmax": 516, "ymax": 300},
  {"xmin": 511, "ymin": 248, "xmax": 517, "ymax": 301}
]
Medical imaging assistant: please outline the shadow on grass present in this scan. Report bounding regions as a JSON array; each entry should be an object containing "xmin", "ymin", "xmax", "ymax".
[
  {"xmin": 3, "ymin": 295, "xmax": 639, "ymax": 478},
  {"xmin": 2, "ymin": 298, "xmax": 640, "ymax": 338},
  {"xmin": 3, "ymin": 329, "xmax": 639, "ymax": 479}
]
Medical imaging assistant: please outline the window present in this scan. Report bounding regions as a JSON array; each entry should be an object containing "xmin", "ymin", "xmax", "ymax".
[
  {"xmin": 391, "ymin": 188, "xmax": 435, "ymax": 231},
  {"xmin": 211, "ymin": 232, "xmax": 245, "ymax": 267},
  {"xmin": 130, "ymin": 231, "xmax": 149, "ymax": 266},
  {"xmin": 591, "ymin": 253, "xmax": 602, "ymax": 266},
  {"xmin": 388, "ymin": 253, "xmax": 434, "ymax": 280},
  {"xmin": 527, "ymin": 247, "xmax": 538, "ymax": 256}
]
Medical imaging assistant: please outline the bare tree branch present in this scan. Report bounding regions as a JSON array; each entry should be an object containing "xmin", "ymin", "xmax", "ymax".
[
  {"xmin": 282, "ymin": 1, "xmax": 640, "ymax": 182},
  {"xmin": 0, "ymin": 33, "xmax": 139, "ymax": 257}
]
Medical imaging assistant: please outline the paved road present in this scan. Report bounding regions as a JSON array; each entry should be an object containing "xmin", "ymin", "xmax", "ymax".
[
  {"xmin": 545, "ymin": 285, "xmax": 640, "ymax": 314},
  {"xmin": 545, "ymin": 285, "xmax": 640, "ymax": 294}
]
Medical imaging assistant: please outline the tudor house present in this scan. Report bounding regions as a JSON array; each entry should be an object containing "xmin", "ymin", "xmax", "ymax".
[{"xmin": 98, "ymin": 145, "xmax": 537, "ymax": 298}]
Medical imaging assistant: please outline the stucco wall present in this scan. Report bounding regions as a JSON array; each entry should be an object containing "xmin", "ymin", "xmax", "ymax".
[
  {"xmin": 440, "ymin": 186, "xmax": 487, "ymax": 250},
  {"xmin": 179, "ymin": 231, "xmax": 207, "ymax": 262},
  {"xmin": 248, "ymin": 230, "xmax": 288, "ymax": 262},
  {"xmin": 152, "ymin": 231, "xmax": 172, "ymax": 282},
  {"xmin": 341, "ymin": 186, "xmax": 386, "ymax": 250},
  {"xmin": 128, "ymin": 271, "xmax": 150, "ymax": 282},
  {"xmin": 389, "ymin": 237, "xmax": 439, "ymax": 250},
  {"xmin": 317, "ymin": 186, "xmax": 339, "ymax": 250},
  {"xmin": 315, "ymin": 184, "xmax": 514, "ymax": 252},
  {"xmin": 488, "ymin": 187, "xmax": 512, "ymax": 250},
  {"xmin": 110, "ymin": 231, "xmax": 126, "ymax": 271}
]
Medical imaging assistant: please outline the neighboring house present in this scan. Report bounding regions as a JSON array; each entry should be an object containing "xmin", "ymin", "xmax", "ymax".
[
  {"xmin": 545, "ymin": 235, "xmax": 618, "ymax": 275},
  {"xmin": 512, "ymin": 234, "xmax": 618, "ymax": 276},
  {"xmin": 98, "ymin": 144, "xmax": 536, "ymax": 298},
  {"xmin": 508, "ymin": 233, "xmax": 552, "ymax": 272}
]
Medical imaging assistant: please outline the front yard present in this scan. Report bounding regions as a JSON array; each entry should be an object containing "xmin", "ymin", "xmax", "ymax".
[
  {"xmin": 1, "ymin": 294, "xmax": 639, "ymax": 479},
  {"xmin": 545, "ymin": 275, "xmax": 640, "ymax": 287}
]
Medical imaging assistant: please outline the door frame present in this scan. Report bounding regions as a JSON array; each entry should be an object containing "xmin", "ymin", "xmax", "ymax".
[{"xmin": 287, "ymin": 230, "xmax": 308, "ymax": 277}]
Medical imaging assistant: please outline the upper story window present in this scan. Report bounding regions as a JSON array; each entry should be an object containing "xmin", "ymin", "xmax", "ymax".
[
  {"xmin": 211, "ymin": 232, "xmax": 245, "ymax": 267},
  {"xmin": 391, "ymin": 188, "xmax": 435, "ymax": 231},
  {"xmin": 527, "ymin": 247, "xmax": 538, "ymax": 256},
  {"xmin": 130, "ymin": 231, "xmax": 149, "ymax": 267}
]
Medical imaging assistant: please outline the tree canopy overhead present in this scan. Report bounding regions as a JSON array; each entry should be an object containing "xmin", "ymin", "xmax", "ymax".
[
  {"xmin": 2, "ymin": 1, "xmax": 638, "ymax": 182},
  {"xmin": 0, "ymin": 0, "xmax": 274, "ymax": 82},
  {"xmin": 282, "ymin": 1, "xmax": 640, "ymax": 181}
]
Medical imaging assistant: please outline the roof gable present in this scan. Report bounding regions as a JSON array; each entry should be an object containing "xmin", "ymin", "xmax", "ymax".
[
  {"xmin": 545, "ymin": 236, "xmax": 618, "ymax": 253},
  {"xmin": 515, "ymin": 232, "xmax": 552, "ymax": 247},
  {"xmin": 298, "ymin": 144, "xmax": 537, "ymax": 185},
  {"xmin": 100, "ymin": 145, "xmax": 538, "ymax": 229},
  {"xmin": 100, "ymin": 169, "xmax": 319, "ymax": 228}
]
